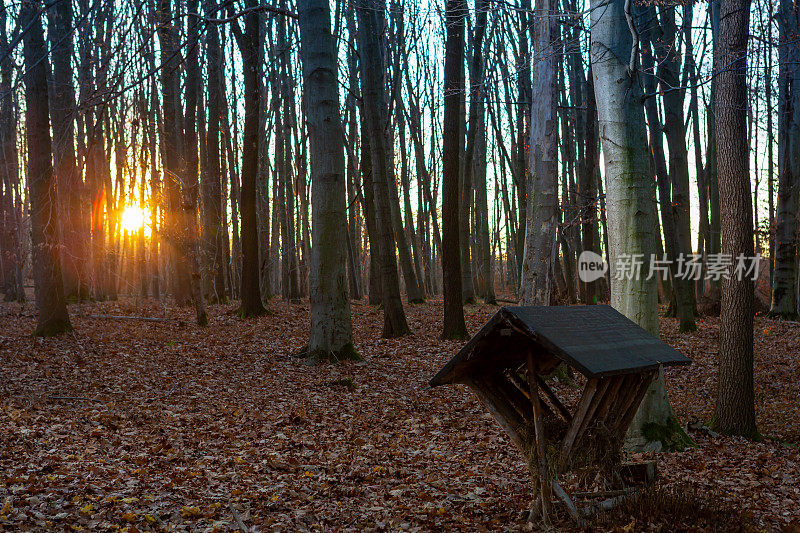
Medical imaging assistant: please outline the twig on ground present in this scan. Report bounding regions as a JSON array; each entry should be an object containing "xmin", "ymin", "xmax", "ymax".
[{"xmin": 229, "ymin": 503, "xmax": 248, "ymax": 533}]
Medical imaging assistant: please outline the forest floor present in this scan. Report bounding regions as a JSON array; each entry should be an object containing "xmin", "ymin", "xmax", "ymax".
[{"xmin": 1, "ymin": 297, "xmax": 799, "ymax": 532}]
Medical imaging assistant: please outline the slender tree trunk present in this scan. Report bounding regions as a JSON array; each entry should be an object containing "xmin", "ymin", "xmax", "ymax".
[
  {"xmin": 0, "ymin": 6, "xmax": 24, "ymax": 302},
  {"xmin": 21, "ymin": 0, "xmax": 72, "ymax": 336},
  {"xmin": 357, "ymin": 0, "xmax": 410, "ymax": 337},
  {"xmin": 521, "ymin": 0, "xmax": 558, "ymax": 306},
  {"xmin": 713, "ymin": 0, "xmax": 757, "ymax": 438},
  {"xmin": 231, "ymin": 0, "xmax": 267, "ymax": 316},
  {"xmin": 48, "ymin": 0, "xmax": 84, "ymax": 301},
  {"xmin": 157, "ymin": 0, "xmax": 191, "ymax": 305},
  {"xmin": 202, "ymin": 0, "xmax": 226, "ymax": 303},
  {"xmin": 441, "ymin": 0, "xmax": 468, "ymax": 339},
  {"xmin": 183, "ymin": 0, "xmax": 208, "ymax": 325},
  {"xmin": 770, "ymin": 0, "xmax": 800, "ymax": 318},
  {"xmin": 298, "ymin": 0, "xmax": 357, "ymax": 361}
]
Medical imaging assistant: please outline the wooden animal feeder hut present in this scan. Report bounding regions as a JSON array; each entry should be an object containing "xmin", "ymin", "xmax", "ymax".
[{"xmin": 429, "ymin": 305, "xmax": 690, "ymax": 525}]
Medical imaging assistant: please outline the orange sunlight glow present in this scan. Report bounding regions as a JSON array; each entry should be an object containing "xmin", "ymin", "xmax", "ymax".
[{"xmin": 120, "ymin": 205, "xmax": 146, "ymax": 234}]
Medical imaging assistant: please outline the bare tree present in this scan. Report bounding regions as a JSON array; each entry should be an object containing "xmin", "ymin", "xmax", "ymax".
[
  {"xmin": 298, "ymin": 0, "xmax": 357, "ymax": 361},
  {"xmin": 714, "ymin": 0, "xmax": 758, "ymax": 437},
  {"xmin": 21, "ymin": 0, "xmax": 72, "ymax": 336}
]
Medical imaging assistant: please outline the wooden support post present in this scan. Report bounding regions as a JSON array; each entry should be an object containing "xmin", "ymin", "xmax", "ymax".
[{"xmin": 526, "ymin": 352, "xmax": 552, "ymax": 527}]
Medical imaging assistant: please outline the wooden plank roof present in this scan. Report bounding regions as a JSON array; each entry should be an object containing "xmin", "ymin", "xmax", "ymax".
[{"xmin": 429, "ymin": 305, "xmax": 691, "ymax": 385}]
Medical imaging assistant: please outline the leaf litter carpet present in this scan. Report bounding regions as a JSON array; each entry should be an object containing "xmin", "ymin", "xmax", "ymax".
[{"xmin": 1, "ymin": 298, "xmax": 798, "ymax": 531}]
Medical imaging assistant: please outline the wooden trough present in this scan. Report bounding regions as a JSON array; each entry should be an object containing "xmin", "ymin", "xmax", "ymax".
[{"xmin": 429, "ymin": 305, "xmax": 691, "ymax": 525}]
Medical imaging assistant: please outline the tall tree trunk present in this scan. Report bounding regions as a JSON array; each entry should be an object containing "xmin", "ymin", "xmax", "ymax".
[
  {"xmin": 770, "ymin": 0, "xmax": 800, "ymax": 318},
  {"xmin": 654, "ymin": 6, "xmax": 697, "ymax": 331},
  {"xmin": 231, "ymin": 0, "xmax": 267, "ymax": 316},
  {"xmin": 157, "ymin": 0, "xmax": 190, "ymax": 305},
  {"xmin": 202, "ymin": 0, "xmax": 227, "ymax": 303},
  {"xmin": 48, "ymin": 0, "xmax": 85, "ymax": 301},
  {"xmin": 441, "ymin": 0, "xmax": 468, "ymax": 339},
  {"xmin": 21, "ymin": 0, "xmax": 72, "ymax": 336},
  {"xmin": 520, "ymin": 0, "xmax": 558, "ymax": 306},
  {"xmin": 298, "ymin": 0, "xmax": 357, "ymax": 361},
  {"xmin": 713, "ymin": 0, "xmax": 757, "ymax": 438},
  {"xmin": 183, "ymin": 0, "xmax": 208, "ymax": 325},
  {"xmin": 640, "ymin": 11, "xmax": 683, "ymax": 323},
  {"xmin": 357, "ymin": 0, "xmax": 410, "ymax": 337},
  {"xmin": 591, "ymin": 0, "xmax": 688, "ymax": 452},
  {"xmin": 0, "ymin": 5, "xmax": 24, "ymax": 302}
]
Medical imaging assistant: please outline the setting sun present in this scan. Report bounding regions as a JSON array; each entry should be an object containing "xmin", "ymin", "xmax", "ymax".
[{"xmin": 120, "ymin": 205, "xmax": 146, "ymax": 233}]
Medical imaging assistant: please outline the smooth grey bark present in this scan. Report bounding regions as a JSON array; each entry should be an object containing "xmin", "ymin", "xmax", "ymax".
[
  {"xmin": 21, "ymin": 0, "xmax": 72, "ymax": 336},
  {"xmin": 298, "ymin": 0, "xmax": 356, "ymax": 361},
  {"xmin": 590, "ymin": 0, "xmax": 687, "ymax": 451},
  {"xmin": 520, "ymin": 0, "xmax": 558, "ymax": 306}
]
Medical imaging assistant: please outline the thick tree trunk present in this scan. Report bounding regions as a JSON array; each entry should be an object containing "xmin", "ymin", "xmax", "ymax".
[
  {"xmin": 713, "ymin": 0, "xmax": 757, "ymax": 438},
  {"xmin": 591, "ymin": 0, "xmax": 687, "ymax": 452},
  {"xmin": 298, "ymin": 0, "xmax": 356, "ymax": 361},
  {"xmin": 21, "ymin": 0, "xmax": 72, "ymax": 336},
  {"xmin": 520, "ymin": 0, "xmax": 558, "ymax": 306}
]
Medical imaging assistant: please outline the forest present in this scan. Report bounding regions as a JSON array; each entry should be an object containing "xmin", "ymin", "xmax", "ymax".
[{"xmin": 1, "ymin": 0, "xmax": 799, "ymax": 529}]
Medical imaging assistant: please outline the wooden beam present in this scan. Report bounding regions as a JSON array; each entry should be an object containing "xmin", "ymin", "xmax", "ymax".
[
  {"xmin": 594, "ymin": 375, "xmax": 626, "ymax": 423},
  {"xmin": 536, "ymin": 374, "xmax": 573, "ymax": 422},
  {"xmin": 558, "ymin": 378, "xmax": 599, "ymax": 471},
  {"xmin": 527, "ymin": 352, "xmax": 552, "ymax": 527},
  {"xmin": 467, "ymin": 378, "xmax": 530, "ymax": 452},
  {"xmin": 573, "ymin": 377, "xmax": 612, "ymax": 444},
  {"xmin": 616, "ymin": 372, "xmax": 656, "ymax": 434}
]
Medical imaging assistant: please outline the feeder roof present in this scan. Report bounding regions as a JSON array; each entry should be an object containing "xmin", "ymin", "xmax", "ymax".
[{"xmin": 429, "ymin": 305, "xmax": 691, "ymax": 385}]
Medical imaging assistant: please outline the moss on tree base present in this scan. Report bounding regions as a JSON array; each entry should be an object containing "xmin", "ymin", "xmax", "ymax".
[
  {"xmin": 641, "ymin": 416, "xmax": 696, "ymax": 452},
  {"xmin": 305, "ymin": 342, "xmax": 362, "ymax": 364},
  {"xmin": 34, "ymin": 320, "xmax": 73, "ymax": 337}
]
